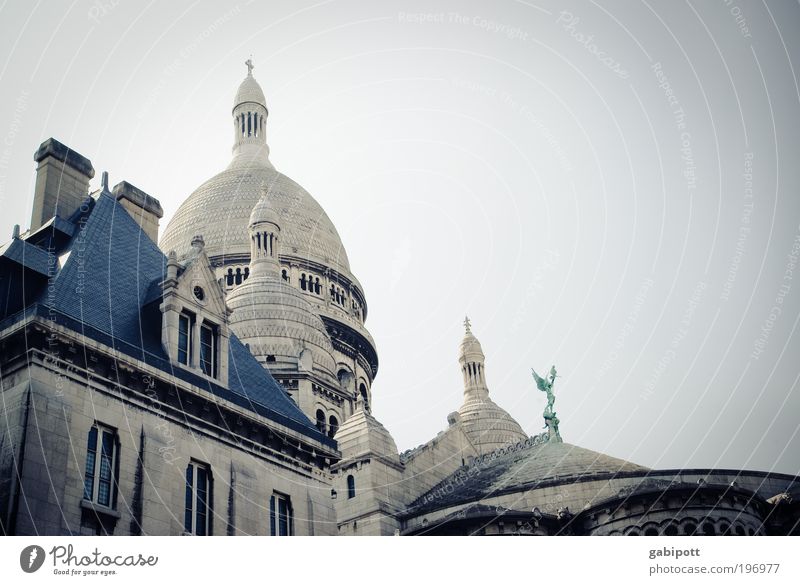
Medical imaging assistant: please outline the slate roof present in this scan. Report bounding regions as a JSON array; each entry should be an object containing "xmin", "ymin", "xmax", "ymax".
[
  {"xmin": 0, "ymin": 237, "xmax": 53, "ymax": 277},
  {"xmin": 407, "ymin": 440, "xmax": 649, "ymax": 516},
  {"xmin": 0, "ymin": 190, "xmax": 332, "ymax": 447}
]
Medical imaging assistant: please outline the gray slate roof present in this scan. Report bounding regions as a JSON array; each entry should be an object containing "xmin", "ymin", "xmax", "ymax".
[{"xmin": 408, "ymin": 440, "xmax": 649, "ymax": 515}]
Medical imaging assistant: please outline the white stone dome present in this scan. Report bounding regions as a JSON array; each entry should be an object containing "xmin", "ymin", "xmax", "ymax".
[
  {"xmin": 458, "ymin": 396, "xmax": 528, "ymax": 454},
  {"xmin": 227, "ymin": 274, "xmax": 338, "ymax": 380},
  {"xmin": 160, "ymin": 165, "xmax": 353, "ymax": 276}
]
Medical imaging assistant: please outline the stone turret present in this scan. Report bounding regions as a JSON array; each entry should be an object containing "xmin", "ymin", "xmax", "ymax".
[
  {"xmin": 456, "ymin": 317, "xmax": 527, "ymax": 454},
  {"xmin": 331, "ymin": 398, "xmax": 404, "ymax": 535}
]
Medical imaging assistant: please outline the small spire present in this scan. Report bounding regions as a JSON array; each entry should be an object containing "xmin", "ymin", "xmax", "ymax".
[
  {"xmin": 463, "ymin": 315, "xmax": 472, "ymax": 334},
  {"xmin": 245, "ymin": 57, "xmax": 254, "ymax": 76},
  {"xmin": 12, "ymin": 224, "xmax": 20, "ymax": 239},
  {"xmin": 101, "ymin": 171, "xmax": 109, "ymax": 192}
]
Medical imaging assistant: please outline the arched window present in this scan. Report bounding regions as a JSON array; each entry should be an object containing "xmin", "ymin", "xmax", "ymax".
[
  {"xmin": 281, "ymin": 269, "xmax": 289, "ymax": 282},
  {"xmin": 328, "ymin": 415, "xmax": 339, "ymax": 438},
  {"xmin": 235, "ymin": 267, "xmax": 242, "ymax": 285},
  {"xmin": 683, "ymin": 522, "xmax": 697, "ymax": 535},
  {"xmin": 300, "ymin": 274, "xmax": 307, "ymax": 291},
  {"xmin": 247, "ymin": 112, "xmax": 252, "ymax": 136},
  {"xmin": 240, "ymin": 115, "xmax": 245, "ymax": 135},
  {"xmin": 663, "ymin": 524, "xmax": 678, "ymax": 536},
  {"xmin": 702, "ymin": 522, "xmax": 716, "ymax": 536},
  {"xmin": 226, "ymin": 268, "xmax": 234, "ymax": 286},
  {"xmin": 244, "ymin": 267, "xmax": 249, "ymax": 281},
  {"xmin": 347, "ymin": 475, "xmax": 356, "ymax": 499},
  {"xmin": 644, "ymin": 527, "xmax": 658, "ymax": 536},
  {"xmin": 315, "ymin": 409, "xmax": 326, "ymax": 434},
  {"xmin": 314, "ymin": 277, "xmax": 321, "ymax": 294},
  {"xmin": 735, "ymin": 525, "xmax": 745, "ymax": 536}
]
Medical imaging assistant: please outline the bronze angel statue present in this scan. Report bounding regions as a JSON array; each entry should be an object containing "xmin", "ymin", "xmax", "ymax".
[{"xmin": 532, "ymin": 365, "xmax": 557, "ymax": 416}]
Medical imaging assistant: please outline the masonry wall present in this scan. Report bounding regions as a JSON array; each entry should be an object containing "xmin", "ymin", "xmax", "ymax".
[
  {"xmin": 399, "ymin": 424, "xmax": 478, "ymax": 507},
  {"xmin": 11, "ymin": 361, "xmax": 335, "ymax": 536},
  {"xmin": 0, "ymin": 374, "xmax": 30, "ymax": 535}
]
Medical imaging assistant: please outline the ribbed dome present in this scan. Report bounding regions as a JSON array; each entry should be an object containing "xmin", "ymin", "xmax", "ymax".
[
  {"xmin": 458, "ymin": 396, "xmax": 528, "ymax": 454},
  {"xmin": 234, "ymin": 73, "xmax": 266, "ymax": 110},
  {"xmin": 227, "ymin": 275, "xmax": 337, "ymax": 380},
  {"xmin": 160, "ymin": 165, "xmax": 353, "ymax": 275},
  {"xmin": 249, "ymin": 188, "xmax": 280, "ymax": 227},
  {"xmin": 459, "ymin": 331, "xmax": 484, "ymax": 361}
]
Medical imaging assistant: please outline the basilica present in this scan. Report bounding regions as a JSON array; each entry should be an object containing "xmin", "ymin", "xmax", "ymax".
[{"xmin": 0, "ymin": 63, "xmax": 797, "ymax": 536}]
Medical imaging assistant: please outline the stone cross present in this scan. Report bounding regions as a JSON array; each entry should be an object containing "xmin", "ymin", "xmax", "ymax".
[{"xmin": 463, "ymin": 315, "xmax": 471, "ymax": 333}]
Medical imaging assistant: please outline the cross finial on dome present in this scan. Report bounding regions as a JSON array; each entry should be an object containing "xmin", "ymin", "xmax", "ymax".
[
  {"xmin": 464, "ymin": 315, "xmax": 472, "ymax": 334},
  {"xmin": 245, "ymin": 57, "xmax": 254, "ymax": 76}
]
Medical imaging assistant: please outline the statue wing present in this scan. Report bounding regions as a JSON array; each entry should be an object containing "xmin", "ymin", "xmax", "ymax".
[{"xmin": 531, "ymin": 368, "xmax": 547, "ymax": 391}]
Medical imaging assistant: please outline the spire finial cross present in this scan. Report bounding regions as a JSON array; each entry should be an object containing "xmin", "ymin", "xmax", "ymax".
[
  {"xmin": 463, "ymin": 315, "xmax": 471, "ymax": 333},
  {"xmin": 245, "ymin": 57, "xmax": 254, "ymax": 76}
]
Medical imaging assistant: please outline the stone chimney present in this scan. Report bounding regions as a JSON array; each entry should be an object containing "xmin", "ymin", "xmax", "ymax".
[
  {"xmin": 111, "ymin": 181, "xmax": 164, "ymax": 242},
  {"xmin": 30, "ymin": 138, "xmax": 95, "ymax": 231}
]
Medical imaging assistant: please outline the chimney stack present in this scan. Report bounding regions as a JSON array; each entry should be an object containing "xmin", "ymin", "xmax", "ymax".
[
  {"xmin": 30, "ymin": 138, "xmax": 95, "ymax": 231},
  {"xmin": 111, "ymin": 181, "xmax": 164, "ymax": 242}
]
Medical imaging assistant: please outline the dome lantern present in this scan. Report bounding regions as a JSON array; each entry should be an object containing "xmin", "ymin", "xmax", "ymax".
[
  {"xmin": 232, "ymin": 59, "xmax": 272, "ymax": 166},
  {"xmin": 248, "ymin": 184, "xmax": 281, "ymax": 278}
]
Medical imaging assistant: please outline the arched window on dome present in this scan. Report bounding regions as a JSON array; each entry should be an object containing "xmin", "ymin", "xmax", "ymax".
[
  {"xmin": 300, "ymin": 274, "xmax": 307, "ymax": 291},
  {"xmin": 235, "ymin": 267, "xmax": 242, "ymax": 285},
  {"xmin": 226, "ymin": 268, "xmax": 234, "ymax": 287},
  {"xmin": 247, "ymin": 112, "xmax": 252, "ymax": 136},
  {"xmin": 315, "ymin": 410, "xmax": 326, "ymax": 434},
  {"xmin": 240, "ymin": 114, "xmax": 245, "ymax": 136},
  {"xmin": 328, "ymin": 415, "xmax": 338, "ymax": 438},
  {"xmin": 243, "ymin": 267, "xmax": 249, "ymax": 281},
  {"xmin": 359, "ymin": 383, "xmax": 368, "ymax": 403},
  {"xmin": 314, "ymin": 277, "xmax": 321, "ymax": 294},
  {"xmin": 347, "ymin": 475, "xmax": 356, "ymax": 499},
  {"xmin": 281, "ymin": 269, "xmax": 289, "ymax": 282}
]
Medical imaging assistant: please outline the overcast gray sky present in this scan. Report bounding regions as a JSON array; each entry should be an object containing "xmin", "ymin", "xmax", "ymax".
[{"xmin": 1, "ymin": 0, "xmax": 799, "ymax": 475}]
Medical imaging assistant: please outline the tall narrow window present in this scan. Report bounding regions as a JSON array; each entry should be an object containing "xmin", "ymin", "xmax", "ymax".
[
  {"xmin": 178, "ymin": 313, "xmax": 191, "ymax": 365},
  {"xmin": 83, "ymin": 424, "xmax": 119, "ymax": 509},
  {"xmin": 185, "ymin": 461, "xmax": 212, "ymax": 535},
  {"xmin": 347, "ymin": 475, "xmax": 356, "ymax": 499},
  {"xmin": 315, "ymin": 409, "xmax": 326, "ymax": 434},
  {"xmin": 328, "ymin": 415, "xmax": 338, "ymax": 438},
  {"xmin": 270, "ymin": 493, "xmax": 293, "ymax": 536},
  {"xmin": 200, "ymin": 323, "xmax": 217, "ymax": 377}
]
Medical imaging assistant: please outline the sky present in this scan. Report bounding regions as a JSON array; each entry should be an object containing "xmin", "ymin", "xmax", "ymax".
[{"xmin": 0, "ymin": 0, "xmax": 799, "ymax": 475}]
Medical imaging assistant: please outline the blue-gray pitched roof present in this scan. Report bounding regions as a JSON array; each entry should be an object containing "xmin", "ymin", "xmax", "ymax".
[
  {"xmin": 0, "ymin": 237, "xmax": 53, "ymax": 276},
  {"xmin": 5, "ymin": 190, "xmax": 331, "ymax": 446}
]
